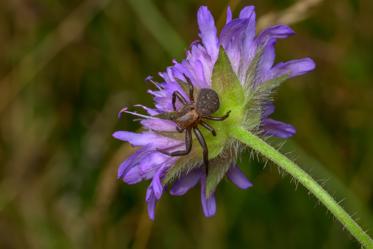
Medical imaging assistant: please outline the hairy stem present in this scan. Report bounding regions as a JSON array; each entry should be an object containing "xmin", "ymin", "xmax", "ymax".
[{"xmin": 231, "ymin": 126, "xmax": 373, "ymax": 249}]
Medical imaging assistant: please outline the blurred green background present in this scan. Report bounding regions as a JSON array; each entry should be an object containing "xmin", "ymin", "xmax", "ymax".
[{"xmin": 0, "ymin": 0, "xmax": 372, "ymax": 248}]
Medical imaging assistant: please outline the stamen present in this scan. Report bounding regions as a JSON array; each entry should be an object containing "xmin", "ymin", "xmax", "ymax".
[
  {"xmin": 118, "ymin": 107, "xmax": 158, "ymax": 120},
  {"xmin": 145, "ymin": 76, "xmax": 162, "ymax": 90},
  {"xmin": 134, "ymin": 104, "xmax": 160, "ymax": 115}
]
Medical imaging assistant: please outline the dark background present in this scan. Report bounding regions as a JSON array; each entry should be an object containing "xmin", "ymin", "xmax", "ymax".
[{"xmin": 0, "ymin": 0, "xmax": 372, "ymax": 248}]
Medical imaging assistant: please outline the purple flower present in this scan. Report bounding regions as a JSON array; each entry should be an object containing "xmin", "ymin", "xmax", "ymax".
[{"xmin": 113, "ymin": 6, "xmax": 315, "ymax": 219}]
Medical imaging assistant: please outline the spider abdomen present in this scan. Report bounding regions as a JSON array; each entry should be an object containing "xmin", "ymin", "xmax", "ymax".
[{"xmin": 196, "ymin": 88, "xmax": 220, "ymax": 116}]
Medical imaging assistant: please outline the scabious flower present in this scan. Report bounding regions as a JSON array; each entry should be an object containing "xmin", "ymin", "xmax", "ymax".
[{"xmin": 113, "ymin": 6, "xmax": 315, "ymax": 219}]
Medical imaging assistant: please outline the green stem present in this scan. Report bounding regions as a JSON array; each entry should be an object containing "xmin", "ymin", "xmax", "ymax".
[{"xmin": 231, "ymin": 126, "xmax": 373, "ymax": 249}]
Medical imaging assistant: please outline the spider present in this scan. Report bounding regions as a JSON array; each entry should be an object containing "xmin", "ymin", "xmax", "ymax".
[{"xmin": 157, "ymin": 78, "xmax": 230, "ymax": 174}]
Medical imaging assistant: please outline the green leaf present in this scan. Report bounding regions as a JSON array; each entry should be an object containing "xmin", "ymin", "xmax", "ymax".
[
  {"xmin": 244, "ymin": 50, "xmax": 262, "ymax": 90},
  {"xmin": 205, "ymin": 140, "xmax": 238, "ymax": 197},
  {"xmin": 212, "ymin": 47, "xmax": 245, "ymax": 116},
  {"xmin": 162, "ymin": 150, "xmax": 201, "ymax": 185},
  {"xmin": 255, "ymin": 74, "xmax": 289, "ymax": 94},
  {"xmin": 201, "ymin": 48, "xmax": 248, "ymax": 197},
  {"xmin": 203, "ymin": 48, "xmax": 245, "ymax": 163}
]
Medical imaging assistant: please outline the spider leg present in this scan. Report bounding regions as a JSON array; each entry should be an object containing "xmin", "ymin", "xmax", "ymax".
[
  {"xmin": 158, "ymin": 128, "xmax": 192, "ymax": 156},
  {"xmin": 176, "ymin": 126, "xmax": 184, "ymax": 133},
  {"xmin": 202, "ymin": 110, "xmax": 231, "ymax": 121},
  {"xmin": 172, "ymin": 91, "xmax": 188, "ymax": 111},
  {"xmin": 176, "ymin": 77, "xmax": 194, "ymax": 102},
  {"xmin": 199, "ymin": 120, "xmax": 216, "ymax": 136},
  {"xmin": 185, "ymin": 77, "xmax": 194, "ymax": 102},
  {"xmin": 193, "ymin": 127, "xmax": 209, "ymax": 175}
]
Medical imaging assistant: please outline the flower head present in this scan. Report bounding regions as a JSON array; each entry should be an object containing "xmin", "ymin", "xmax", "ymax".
[{"xmin": 113, "ymin": 6, "xmax": 315, "ymax": 219}]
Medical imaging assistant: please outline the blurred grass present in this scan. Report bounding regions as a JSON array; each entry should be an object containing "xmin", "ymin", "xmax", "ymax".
[
  {"xmin": 127, "ymin": 0, "xmax": 185, "ymax": 56},
  {"xmin": 0, "ymin": 0, "xmax": 372, "ymax": 248}
]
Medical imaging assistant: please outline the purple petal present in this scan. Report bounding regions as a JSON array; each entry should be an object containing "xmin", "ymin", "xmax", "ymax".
[
  {"xmin": 227, "ymin": 166, "xmax": 253, "ymax": 189},
  {"xmin": 197, "ymin": 6, "xmax": 219, "ymax": 60},
  {"xmin": 140, "ymin": 118, "xmax": 177, "ymax": 132},
  {"xmin": 238, "ymin": 7, "xmax": 256, "ymax": 81},
  {"xmin": 186, "ymin": 45, "xmax": 211, "ymax": 87},
  {"xmin": 122, "ymin": 151, "xmax": 175, "ymax": 184},
  {"xmin": 149, "ymin": 69, "xmax": 189, "ymax": 111},
  {"xmin": 271, "ymin": 58, "xmax": 316, "ymax": 78},
  {"xmin": 118, "ymin": 160, "xmax": 131, "ymax": 179},
  {"xmin": 262, "ymin": 103, "xmax": 275, "ymax": 118},
  {"xmin": 256, "ymin": 25, "xmax": 295, "ymax": 44},
  {"xmin": 239, "ymin": 6, "xmax": 255, "ymax": 19},
  {"xmin": 254, "ymin": 25, "xmax": 295, "ymax": 85},
  {"xmin": 262, "ymin": 118, "xmax": 296, "ymax": 138},
  {"xmin": 174, "ymin": 43, "xmax": 213, "ymax": 89},
  {"xmin": 158, "ymin": 66, "xmax": 177, "ymax": 83},
  {"xmin": 256, "ymin": 39, "xmax": 276, "ymax": 78},
  {"xmin": 117, "ymin": 147, "xmax": 147, "ymax": 179},
  {"xmin": 152, "ymin": 166, "xmax": 168, "ymax": 199},
  {"xmin": 146, "ymin": 186, "xmax": 157, "ymax": 220},
  {"xmin": 112, "ymin": 131, "xmax": 181, "ymax": 149},
  {"xmin": 220, "ymin": 19, "xmax": 251, "ymax": 76},
  {"xmin": 123, "ymin": 166, "xmax": 143, "ymax": 184},
  {"xmin": 226, "ymin": 6, "xmax": 232, "ymax": 24},
  {"xmin": 200, "ymin": 175, "xmax": 216, "ymax": 217},
  {"xmin": 170, "ymin": 169, "xmax": 202, "ymax": 196},
  {"xmin": 220, "ymin": 9, "xmax": 256, "ymax": 82}
]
